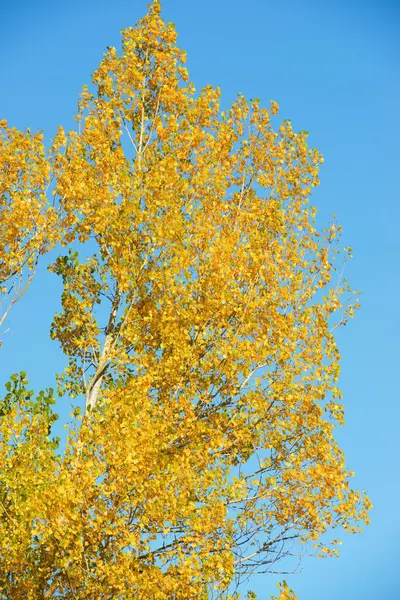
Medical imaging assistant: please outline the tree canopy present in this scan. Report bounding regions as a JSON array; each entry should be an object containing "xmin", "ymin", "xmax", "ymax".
[{"xmin": 0, "ymin": 1, "xmax": 370, "ymax": 598}]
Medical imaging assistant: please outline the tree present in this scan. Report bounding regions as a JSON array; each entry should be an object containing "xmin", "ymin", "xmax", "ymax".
[{"xmin": 0, "ymin": 1, "xmax": 370, "ymax": 598}]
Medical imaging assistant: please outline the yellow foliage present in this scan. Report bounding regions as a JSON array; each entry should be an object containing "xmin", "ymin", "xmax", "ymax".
[
  {"xmin": 0, "ymin": 121, "xmax": 58, "ymax": 331},
  {"xmin": 0, "ymin": 1, "xmax": 370, "ymax": 598}
]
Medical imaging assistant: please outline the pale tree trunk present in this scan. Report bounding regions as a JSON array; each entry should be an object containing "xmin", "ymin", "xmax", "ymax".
[{"xmin": 85, "ymin": 288, "xmax": 120, "ymax": 412}]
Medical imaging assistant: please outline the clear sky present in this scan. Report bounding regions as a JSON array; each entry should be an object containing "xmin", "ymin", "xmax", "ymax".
[{"xmin": 1, "ymin": 0, "xmax": 399, "ymax": 598}]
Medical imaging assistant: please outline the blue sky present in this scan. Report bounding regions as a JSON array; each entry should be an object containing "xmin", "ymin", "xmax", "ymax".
[{"xmin": 1, "ymin": 0, "xmax": 399, "ymax": 598}]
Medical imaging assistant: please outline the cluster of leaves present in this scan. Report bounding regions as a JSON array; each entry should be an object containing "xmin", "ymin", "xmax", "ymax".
[
  {"xmin": 0, "ymin": 122, "xmax": 58, "ymax": 337},
  {"xmin": 0, "ymin": 1, "xmax": 370, "ymax": 597},
  {"xmin": 0, "ymin": 374, "xmax": 59, "ymax": 597}
]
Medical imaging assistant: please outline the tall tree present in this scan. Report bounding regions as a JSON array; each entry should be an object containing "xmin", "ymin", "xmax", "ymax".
[{"xmin": 0, "ymin": 2, "xmax": 370, "ymax": 598}]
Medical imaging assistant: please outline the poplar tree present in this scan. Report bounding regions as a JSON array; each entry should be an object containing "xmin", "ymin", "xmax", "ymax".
[{"xmin": 0, "ymin": 2, "xmax": 370, "ymax": 598}]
